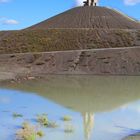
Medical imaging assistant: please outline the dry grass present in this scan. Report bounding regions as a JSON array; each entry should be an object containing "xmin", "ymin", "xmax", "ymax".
[
  {"xmin": 37, "ymin": 114, "xmax": 49, "ymax": 126},
  {"xmin": 16, "ymin": 122, "xmax": 44, "ymax": 140},
  {"xmin": 61, "ymin": 115, "xmax": 72, "ymax": 121},
  {"xmin": 36, "ymin": 114, "xmax": 58, "ymax": 128},
  {"xmin": 13, "ymin": 113, "xmax": 23, "ymax": 118},
  {"xmin": 0, "ymin": 29, "xmax": 138, "ymax": 54}
]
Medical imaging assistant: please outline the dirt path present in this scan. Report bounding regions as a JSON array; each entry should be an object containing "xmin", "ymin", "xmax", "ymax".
[{"xmin": 0, "ymin": 46, "xmax": 139, "ymax": 56}]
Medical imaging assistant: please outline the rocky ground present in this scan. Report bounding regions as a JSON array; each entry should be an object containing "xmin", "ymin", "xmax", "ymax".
[{"xmin": 0, "ymin": 47, "xmax": 140, "ymax": 83}]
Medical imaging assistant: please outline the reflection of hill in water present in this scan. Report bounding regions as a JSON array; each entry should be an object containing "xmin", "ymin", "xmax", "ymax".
[{"xmin": 5, "ymin": 76, "xmax": 140, "ymax": 113}]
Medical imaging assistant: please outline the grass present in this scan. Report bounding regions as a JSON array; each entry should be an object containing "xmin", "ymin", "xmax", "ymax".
[
  {"xmin": 36, "ymin": 131, "xmax": 44, "ymax": 137},
  {"xmin": 13, "ymin": 113, "xmax": 23, "ymax": 118},
  {"xmin": 0, "ymin": 29, "xmax": 137, "ymax": 54},
  {"xmin": 37, "ymin": 114, "xmax": 49, "ymax": 126},
  {"xmin": 14, "ymin": 112, "xmax": 75, "ymax": 140},
  {"xmin": 61, "ymin": 115, "xmax": 72, "ymax": 121},
  {"xmin": 16, "ymin": 122, "xmax": 44, "ymax": 140},
  {"xmin": 36, "ymin": 114, "xmax": 58, "ymax": 128}
]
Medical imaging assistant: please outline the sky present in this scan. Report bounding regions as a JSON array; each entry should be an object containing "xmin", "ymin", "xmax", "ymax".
[{"xmin": 0, "ymin": 0, "xmax": 140, "ymax": 31}]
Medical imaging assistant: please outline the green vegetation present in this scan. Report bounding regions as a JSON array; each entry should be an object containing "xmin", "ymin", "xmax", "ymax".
[
  {"xmin": 36, "ymin": 131, "xmax": 44, "ymax": 137},
  {"xmin": 0, "ymin": 29, "xmax": 137, "ymax": 54},
  {"xmin": 36, "ymin": 114, "xmax": 58, "ymax": 128},
  {"xmin": 37, "ymin": 114, "xmax": 49, "ymax": 126},
  {"xmin": 16, "ymin": 122, "xmax": 44, "ymax": 140},
  {"xmin": 13, "ymin": 113, "xmax": 23, "ymax": 118},
  {"xmin": 12, "ymin": 112, "xmax": 75, "ymax": 139},
  {"xmin": 61, "ymin": 115, "xmax": 72, "ymax": 121}
]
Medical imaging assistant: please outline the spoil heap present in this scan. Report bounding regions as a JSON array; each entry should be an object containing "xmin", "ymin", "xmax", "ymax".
[
  {"xmin": 0, "ymin": 6, "xmax": 140, "ymax": 54},
  {"xmin": 29, "ymin": 6, "xmax": 140, "ymax": 29}
]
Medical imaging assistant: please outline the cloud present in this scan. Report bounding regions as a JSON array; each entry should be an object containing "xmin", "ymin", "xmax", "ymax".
[
  {"xmin": 124, "ymin": 0, "xmax": 140, "ymax": 5},
  {"xmin": 2, "ymin": 19, "xmax": 19, "ymax": 25},
  {"xmin": 75, "ymin": 0, "xmax": 83, "ymax": 6},
  {"xmin": 0, "ymin": 17, "xmax": 19, "ymax": 25},
  {"xmin": 0, "ymin": 97, "xmax": 11, "ymax": 104},
  {"xmin": 75, "ymin": 0, "xmax": 99, "ymax": 6},
  {"xmin": 0, "ymin": 0, "xmax": 9, "ymax": 3},
  {"xmin": 75, "ymin": 0, "xmax": 140, "ymax": 6}
]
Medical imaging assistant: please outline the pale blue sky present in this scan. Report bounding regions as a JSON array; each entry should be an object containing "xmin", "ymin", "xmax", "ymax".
[{"xmin": 0, "ymin": 0, "xmax": 140, "ymax": 30}]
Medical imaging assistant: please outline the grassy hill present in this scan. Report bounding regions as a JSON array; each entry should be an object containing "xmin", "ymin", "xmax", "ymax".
[{"xmin": 0, "ymin": 29, "xmax": 139, "ymax": 54}]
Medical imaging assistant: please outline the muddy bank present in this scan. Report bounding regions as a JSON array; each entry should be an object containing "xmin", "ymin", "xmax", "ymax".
[{"xmin": 0, "ymin": 47, "xmax": 140, "ymax": 82}]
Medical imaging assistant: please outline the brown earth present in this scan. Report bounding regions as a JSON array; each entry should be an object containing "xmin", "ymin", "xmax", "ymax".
[
  {"xmin": 0, "ymin": 29, "xmax": 140, "ymax": 54},
  {"xmin": 0, "ymin": 6, "xmax": 140, "ymax": 77},
  {"xmin": 0, "ymin": 47, "xmax": 140, "ymax": 81},
  {"xmin": 0, "ymin": 7, "xmax": 140, "ymax": 54},
  {"xmin": 28, "ymin": 6, "xmax": 140, "ymax": 29}
]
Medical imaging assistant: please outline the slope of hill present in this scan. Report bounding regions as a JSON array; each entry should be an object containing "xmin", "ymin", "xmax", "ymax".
[
  {"xmin": 28, "ymin": 6, "xmax": 140, "ymax": 29},
  {"xmin": 0, "ymin": 29, "xmax": 140, "ymax": 54},
  {"xmin": 0, "ymin": 6, "xmax": 140, "ymax": 54}
]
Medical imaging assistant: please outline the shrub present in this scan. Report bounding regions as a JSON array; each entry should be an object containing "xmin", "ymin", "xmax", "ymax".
[
  {"xmin": 16, "ymin": 122, "xmax": 44, "ymax": 140},
  {"xmin": 61, "ymin": 115, "xmax": 72, "ymax": 121}
]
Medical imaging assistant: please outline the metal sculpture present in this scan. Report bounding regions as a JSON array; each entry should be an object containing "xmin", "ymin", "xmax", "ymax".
[{"xmin": 83, "ymin": 0, "xmax": 98, "ymax": 6}]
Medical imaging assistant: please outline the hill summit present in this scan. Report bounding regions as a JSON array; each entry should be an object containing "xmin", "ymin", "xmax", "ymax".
[{"xmin": 29, "ymin": 6, "xmax": 140, "ymax": 29}]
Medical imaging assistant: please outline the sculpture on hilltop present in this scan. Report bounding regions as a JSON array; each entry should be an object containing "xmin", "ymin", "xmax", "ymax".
[{"xmin": 83, "ymin": 0, "xmax": 99, "ymax": 6}]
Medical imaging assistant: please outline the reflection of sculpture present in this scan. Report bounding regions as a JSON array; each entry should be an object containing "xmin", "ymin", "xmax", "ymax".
[
  {"xmin": 84, "ymin": 0, "xmax": 98, "ymax": 6},
  {"xmin": 83, "ymin": 113, "xmax": 94, "ymax": 140}
]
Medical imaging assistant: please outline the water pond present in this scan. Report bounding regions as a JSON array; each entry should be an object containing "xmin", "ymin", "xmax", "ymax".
[{"xmin": 0, "ymin": 76, "xmax": 140, "ymax": 140}]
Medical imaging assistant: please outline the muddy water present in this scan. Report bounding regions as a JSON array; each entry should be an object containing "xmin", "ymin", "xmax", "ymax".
[{"xmin": 0, "ymin": 76, "xmax": 140, "ymax": 140}]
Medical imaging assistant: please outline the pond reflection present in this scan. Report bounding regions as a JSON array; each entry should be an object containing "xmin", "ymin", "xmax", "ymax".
[{"xmin": 1, "ymin": 76, "xmax": 140, "ymax": 140}]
